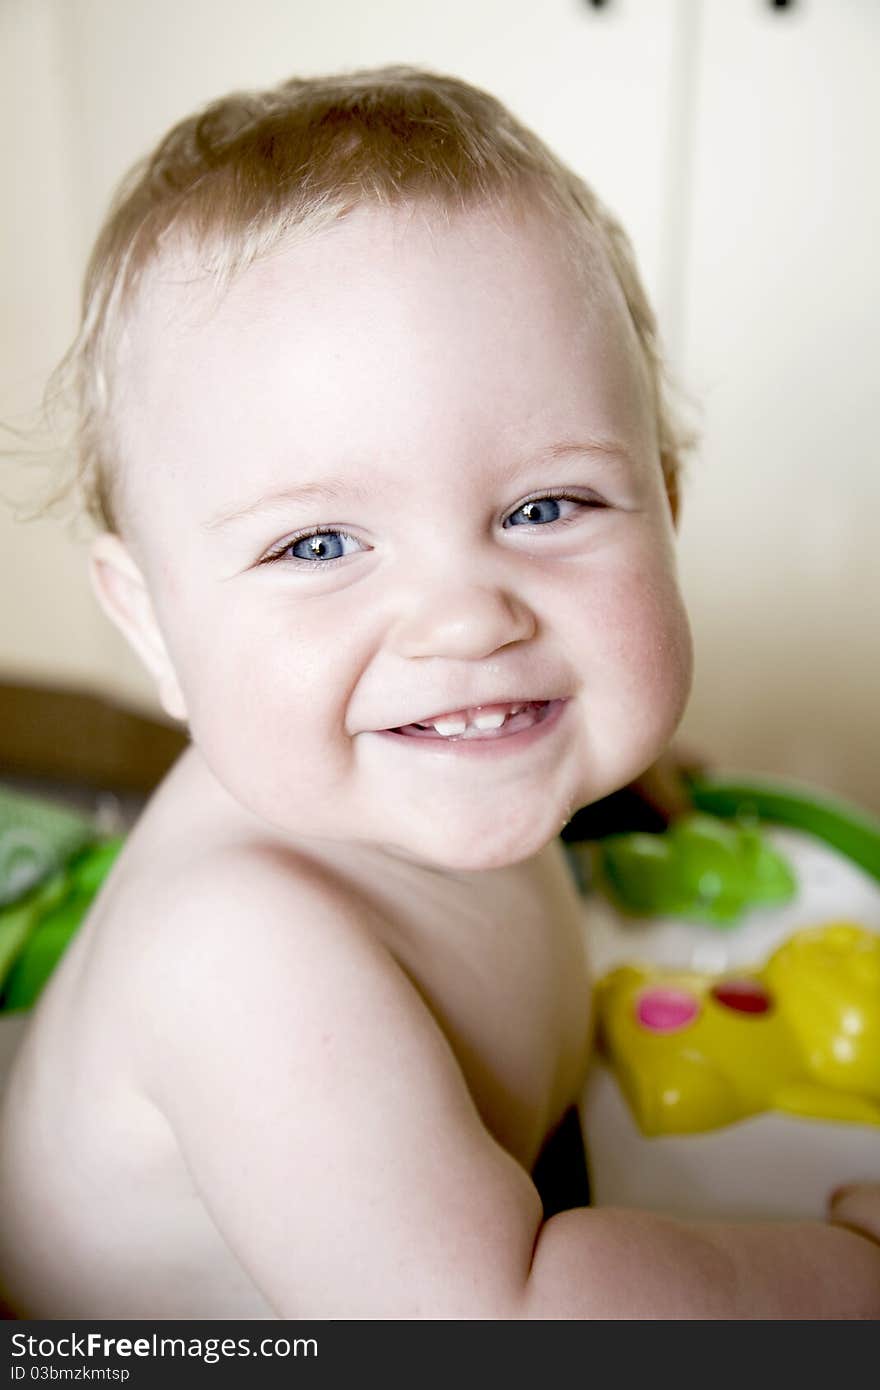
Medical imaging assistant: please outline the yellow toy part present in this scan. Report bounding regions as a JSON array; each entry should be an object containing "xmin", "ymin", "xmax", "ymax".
[
  {"xmin": 595, "ymin": 922, "xmax": 880, "ymax": 1136},
  {"xmin": 764, "ymin": 923, "xmax": 880, "ymax": 1097}
]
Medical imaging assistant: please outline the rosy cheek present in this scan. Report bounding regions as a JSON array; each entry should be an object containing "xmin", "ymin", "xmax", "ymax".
[{"xmin": 589, "ymin": 566, "xmax": 692, "ymax": 701}]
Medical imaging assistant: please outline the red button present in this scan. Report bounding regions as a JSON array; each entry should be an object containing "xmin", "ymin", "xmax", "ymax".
[{"xmin": 711, "ymin": 979, "xmax": 772, "ymax": 1014}]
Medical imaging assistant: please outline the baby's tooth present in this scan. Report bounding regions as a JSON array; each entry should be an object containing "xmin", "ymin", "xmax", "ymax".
[
  {"xmin": 509, "ymin": 704, "xmax": 524, "ymax": 715},
  {"xmin": 432, "ymin": 716, "xmax": 468, "ymax": 736},
  {"xmin": 472, "ymin": 710, "xmax": 507, "ymax": 731}
]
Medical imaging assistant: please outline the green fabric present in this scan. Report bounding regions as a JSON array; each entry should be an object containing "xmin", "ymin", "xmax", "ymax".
[
  {"xmin": 0, "ymin": 783, "xmax": 94, "ymax": 908},
  {"xmin": 0, "ymin": 838, "xmax": 124, "ymax": 1012}
]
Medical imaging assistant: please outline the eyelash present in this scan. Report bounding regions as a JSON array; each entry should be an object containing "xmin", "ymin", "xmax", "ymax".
[{"xmin": 260, "ymin": 489, "xmax": 607, "ymax": 568}]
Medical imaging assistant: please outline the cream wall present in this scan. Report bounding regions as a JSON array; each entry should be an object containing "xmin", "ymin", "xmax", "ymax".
[
  {"xmin": 1, "ymin": 0, "xmax": 877, "ymax": 812},
  {"xmin": 675, "ymin": 0, "xmax": 880, "ymax": 812}
]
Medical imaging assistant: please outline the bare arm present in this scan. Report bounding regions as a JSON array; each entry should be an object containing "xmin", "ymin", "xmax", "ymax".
[
  {"xmin": 519, "ymin": 1203, "xmax": 880, "ymax": 1320},
  {"xmin": 133, "ymin": 850, "xmax": 880, "ymax": 1320}
]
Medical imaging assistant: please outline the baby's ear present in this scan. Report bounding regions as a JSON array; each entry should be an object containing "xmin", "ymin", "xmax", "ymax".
[{"xmin": 89, "ymin": 533, "xmax": 188, "ymax": 723}]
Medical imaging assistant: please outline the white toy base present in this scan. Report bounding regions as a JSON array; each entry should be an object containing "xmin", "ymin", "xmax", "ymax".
[{"xmin": 582, "ymin": 1061, "xmax": 879, "ymax": 1222}]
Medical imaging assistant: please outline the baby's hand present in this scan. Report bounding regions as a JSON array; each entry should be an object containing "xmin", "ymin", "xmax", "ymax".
[{"xmin": 828, "ymin": 1183, "xmax": 880, "ymax": 1246}]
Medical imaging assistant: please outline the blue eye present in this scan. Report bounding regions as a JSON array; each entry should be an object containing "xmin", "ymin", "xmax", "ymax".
[
  {"xmin": 290, "ymin": 531, "xmax": 348, "ymax": 561},
  {"xmin": 505, "ymin": 492, "xmax": 603, "ymax": 528},
  {"xmin": 507, "ymin": 497, "xmax": 566, "ymax": 527},
  {"xmin": 264, "ymin": 527, "xmax": 362, "ymax": 566}
]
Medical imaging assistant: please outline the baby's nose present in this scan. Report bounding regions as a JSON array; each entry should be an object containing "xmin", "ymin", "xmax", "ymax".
[{"xmin": 390, "ymin": 582, "xmax": 537, "ymax": 661}]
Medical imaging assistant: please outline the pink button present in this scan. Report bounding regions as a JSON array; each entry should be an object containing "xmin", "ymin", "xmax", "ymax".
[
  {"xmin": 711, "ymin": 979, "xmax": 772, "ymax": 1014},
  {"xmin": 636, "ymin": 987, "xmax": 701, "ymax": 1033}
]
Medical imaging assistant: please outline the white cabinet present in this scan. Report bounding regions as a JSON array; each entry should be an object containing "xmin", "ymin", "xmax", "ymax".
[
  {"xmin": 676, "ymin": 0, "xmax": 880, "ymax": 810},
  {"xmin": 63, "ymin": 0, "xmax": 682, "ymax": 299}
]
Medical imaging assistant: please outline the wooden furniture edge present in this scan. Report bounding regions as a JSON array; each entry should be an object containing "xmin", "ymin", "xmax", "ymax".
[{"xmin": 0, "ymin": 681, "xmax": 187, "ymax": 793}]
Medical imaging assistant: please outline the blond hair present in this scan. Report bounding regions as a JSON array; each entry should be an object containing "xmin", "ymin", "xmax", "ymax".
[{"xmin": 47, "ymin": 64, "xmax": 692, "ymax": 531}]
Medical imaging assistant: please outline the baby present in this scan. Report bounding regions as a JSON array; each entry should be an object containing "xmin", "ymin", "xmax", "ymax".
[{"xmin": 1, "ymin": 66, "xmax": 878, "ymax": 1319}]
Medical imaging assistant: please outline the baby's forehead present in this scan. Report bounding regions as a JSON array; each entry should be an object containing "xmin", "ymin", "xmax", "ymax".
[
  {"xmin": 120, "ymin": 204, "xmax": 637, "ymax": 451},
  {"xmin": 124, "ymin": 198, "xmax": 614, "ymax": 350},
  {"xmin": 113, "ymin": 201, "xmax": 652, "ymax": 533}
]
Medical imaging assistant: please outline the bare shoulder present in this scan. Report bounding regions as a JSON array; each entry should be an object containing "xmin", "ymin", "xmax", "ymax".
[
  {"xmin": 112, "ymin": 832, "xmax": 395, "ymax": 1038},
  {"xmin": 96, "ymin": 748, "xmax": 391, "ymax": 1015},
  {"xmin": 132, "ymin": 833, "xmax": 469, "ymax": 1114}
]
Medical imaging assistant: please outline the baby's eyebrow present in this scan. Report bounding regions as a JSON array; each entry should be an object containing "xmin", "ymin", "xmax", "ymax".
[
  {"xmin": 202, "ymin": 438, "xmax": 631, "ymax": 533},
  {"xmin": 203, "ymin": 478, "xmax": 382, "ymax": 533}
]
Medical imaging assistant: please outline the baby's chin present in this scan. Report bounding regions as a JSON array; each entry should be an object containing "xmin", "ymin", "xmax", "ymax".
[
  {"xmin": 368, "ymin": 799, "xmax": 576, "ymax": 875},
  {"xmin": 202, "ymin": 772, "xmax": 548, "ymax": 873}
]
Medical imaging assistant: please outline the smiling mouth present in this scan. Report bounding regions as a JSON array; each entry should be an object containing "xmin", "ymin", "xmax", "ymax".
[{"xmin": 389, "ymin": 700, "xmax": 554, "ymax": 741}]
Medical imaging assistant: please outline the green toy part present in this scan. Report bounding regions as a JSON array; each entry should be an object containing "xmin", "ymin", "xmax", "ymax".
[
  {"xmin": 687, "ymin": 774, "xmax": 880, "ymax": 884},
  {"xmin": 596, "ymin": 772, "xmax": 880, "ymax": 926},
  {"xmin": 599, "ymin": 812, "xmax": 797, "ymax": 925}
]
